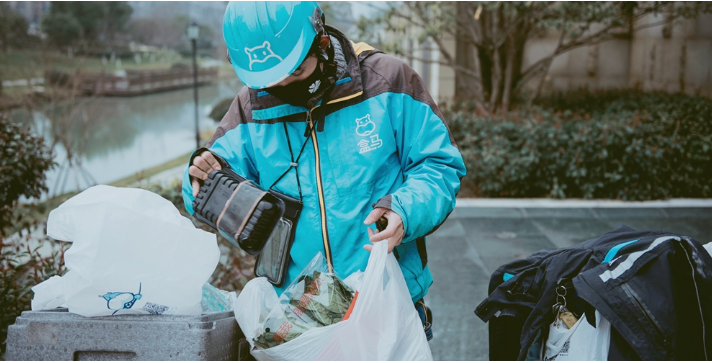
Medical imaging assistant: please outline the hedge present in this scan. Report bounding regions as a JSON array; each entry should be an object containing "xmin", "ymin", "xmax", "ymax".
[{"xmin": 444, "ymin": 90, "xmax": 712, "ymax": 200}]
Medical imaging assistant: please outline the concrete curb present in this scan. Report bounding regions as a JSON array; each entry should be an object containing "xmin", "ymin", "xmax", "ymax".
[{"xmin": 455, "ymin": 198, "xmax": 712, "ymax": 208}]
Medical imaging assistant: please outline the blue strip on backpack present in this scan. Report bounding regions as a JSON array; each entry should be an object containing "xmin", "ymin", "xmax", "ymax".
[
  {"xmin": 257, "ymin": 91, "xmax": 269, "ymax": 97},
  {"xmin": 503, "ymin": 273, "xmax": 514, "ymax": 282},
  {"xmin": 602, "ymin": 239, "xmax": 640, "ymax": 264}
]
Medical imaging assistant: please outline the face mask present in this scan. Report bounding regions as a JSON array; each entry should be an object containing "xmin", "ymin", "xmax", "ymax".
[{"xmin": 266, "ymin": 58, "xmax": 331, "ymax": 108}]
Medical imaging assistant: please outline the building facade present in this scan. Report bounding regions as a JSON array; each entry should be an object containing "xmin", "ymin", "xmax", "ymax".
[{"xmin": 394, "ymin": 11, "xmax": 712, "ymax": 102}]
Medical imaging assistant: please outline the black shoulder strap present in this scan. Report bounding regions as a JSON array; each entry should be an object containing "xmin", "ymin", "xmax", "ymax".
[{"xmin": 268, "ymin": 119, "xmax": 318, "ymax": 201}]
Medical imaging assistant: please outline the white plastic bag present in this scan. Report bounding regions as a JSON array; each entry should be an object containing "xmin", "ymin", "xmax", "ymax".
[
  {"xmin": 30, "ymin": 275, "xmax": 66, "ymax": 310},
  {"xmin": 33, "ymin": 185, "xmax": 220, "ymax": 317},
  {"xmin": 543, "ymin": 311, "xmax": 611, "ymax": 361},
  {"xmin": 235, "ymin": 241, "xmax": 432, "ymax": 360}
]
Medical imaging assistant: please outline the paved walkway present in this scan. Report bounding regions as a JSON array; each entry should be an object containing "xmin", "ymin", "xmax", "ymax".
[{"xmin": 425, "ymin": 205, "xmax": 712, "ymax": 360}]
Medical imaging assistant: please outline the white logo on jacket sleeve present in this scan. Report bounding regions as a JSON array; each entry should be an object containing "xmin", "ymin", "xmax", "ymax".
[
  {"xmin": 244, "ymin": 41, "xmax": 283, "ymax": 70},
  {"xmin": 355, "ymin": 114, "xmax": 376, "ymax": 136}
]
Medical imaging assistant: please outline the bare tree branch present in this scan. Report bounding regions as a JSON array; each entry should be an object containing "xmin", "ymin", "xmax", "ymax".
[
  {"xmin": 517, "ymin": 1, "xmax": 667, "ymax": 86},
  {"xmin": 493, "ymin": 8, "xmax": 532, "ymax": 49},
  {"xmin": 458, "ymin": 4, "xmax": 485, "ymax": 48},
  {"xmin": 402, "ymin": 51, "xmax": 483, "ymax": 81},
  {"xmin": 531, "ymin": 24, "xmax": 567, "ymax": 103},
  {"xmin": 518, "ymin": 9, "xmax": 667, "ymax": 90},
  {"xmin": 501, "ymin": 34, "xmax": 516, "ymax": 111},
  {"xmin": 488, "ymin": 6, "xmax": 502, "ymax": 111}
]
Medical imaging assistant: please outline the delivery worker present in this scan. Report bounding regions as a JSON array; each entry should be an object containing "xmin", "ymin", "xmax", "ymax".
[{"xmin": 182, "ymin": 1, "xmax": 465, "ymax": 340}]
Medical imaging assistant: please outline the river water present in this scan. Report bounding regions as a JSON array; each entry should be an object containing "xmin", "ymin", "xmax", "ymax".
[{"xmin": 10, "ymin": 79, "xmax": 243, "ymax": 198}]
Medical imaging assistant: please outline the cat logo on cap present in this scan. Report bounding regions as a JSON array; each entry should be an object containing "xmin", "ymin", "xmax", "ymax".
[{"xmin": 245, "ymin": 41, "xmax": 284, "ymax": 70}]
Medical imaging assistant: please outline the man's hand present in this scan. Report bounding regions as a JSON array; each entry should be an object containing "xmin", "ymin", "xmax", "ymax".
[
  {"xmin": 363, "ymin": 207, "xmax": 403, "ymax": 253},
  {"xmin": 189, "ymin": 151, "xmax": 222, "ymax": 197}
]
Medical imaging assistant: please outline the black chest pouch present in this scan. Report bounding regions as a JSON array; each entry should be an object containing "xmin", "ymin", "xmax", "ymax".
[
  {"xmin": 192, "ymin": 169, "xmax": 285, "ymax": 255},
  {"xmin": 190, "ymin": 122, "xmax": 311, "ymax": 287},
  {"xmin": 193, "ymin": 167, "xmax": 302, "ymax": 287}
]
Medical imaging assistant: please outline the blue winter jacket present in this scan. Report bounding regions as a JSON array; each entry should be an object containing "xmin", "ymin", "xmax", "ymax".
[{"xmin": 182, "ymin": 28, "xmax": 466, "ymax": 302}]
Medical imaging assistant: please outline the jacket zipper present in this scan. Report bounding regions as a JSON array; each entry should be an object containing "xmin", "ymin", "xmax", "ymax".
[
  {"xmin": 305, "ymin": 91, "xmax": 363, "ymax": 274},
  {"xmin": 307, "ymin": 108, "xmax": 334, "ymax": 273}
]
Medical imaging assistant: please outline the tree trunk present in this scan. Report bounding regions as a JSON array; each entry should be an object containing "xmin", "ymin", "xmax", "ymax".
[
  {"xmin": 478, "ymin": 46, "xmax": 492, "ymax": 101},
  {"xmin": 532, "ymin": 62, "xmax": 550, "ymax": 104},
  {"xmin": 509, "ymin": 29, "xmax": 528, "ymax": 99},
  {"xmin": 488, "ymin": 8, "xmax": 503, "ymax": 112},
  {"xmin": 455, "ymin": 2, "xmax": 482, "ymax": 102},
  {"xmin": 477, "ymin": 9, "xmax": 493, "ymax": 101},
  {"xmin": 531, "ymin": 26, "xmax": 567, "ymax": 104},
  {"xmin": 501, "ymin": 37, "xmax": 516, "ymax": 112},
  {"xmin": 489, "ymin": 49, "xmax": 502, "ymax": 112}
]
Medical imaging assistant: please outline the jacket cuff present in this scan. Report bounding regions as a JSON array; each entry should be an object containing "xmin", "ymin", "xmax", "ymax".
[
  {"xmin": 372, "ymin": 195, "xmax": 392, "ymax": 210},
  {"xmin": 189, "ymin": 147, "xmax": 230, "ymax": 169},
  {"xmin": 372, "ymin": 195, "xmax": 410, "ymax": 242},
  {"xmin": 188, "ymin": 147, "xmax": 231, "ymax": 184}
]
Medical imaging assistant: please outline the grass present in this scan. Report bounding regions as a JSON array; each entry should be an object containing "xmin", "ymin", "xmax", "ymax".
[
  {"xmin": 0, "ymin": 85, "xmax": 34, "ymax": 97},
  {"xmin": 110, "ymin": 129, "xmax": 214, "ymax": 187},
  {"xmin": 109, "ymin": 150, "xmax": 193, "ymax": 188},
  {"xmin": 0, "ymin": 49, "xmax": 226, "ymax": 82}
]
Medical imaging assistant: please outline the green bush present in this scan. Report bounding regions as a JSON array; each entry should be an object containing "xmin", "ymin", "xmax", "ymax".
[
  {"xmin": 445, "ymin": 90, "xmax": 712, "ymax": 200},
  {"xmin": 1, "ymin": 115, "xmax": 55, "ymax": 235},
  {"xmin": 1, "ymin": 232, "xmax": 67, "ymax": 359},
  {"xmin": 0, "ymin": 5, "xmax": 29, "ymax": 51},
  {"xmin": 44, "ymin": 70, "xmax": 71, "ymax": 87},
  {"xmin": 41, "ymin": 12, "xmax": 82, "ymax": 49}
]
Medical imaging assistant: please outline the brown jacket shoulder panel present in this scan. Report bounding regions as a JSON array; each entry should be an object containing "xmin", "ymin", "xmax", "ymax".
[
  {"xmin": 359, "ymin": 52, "xmax": 447, "ymax": 126},
  {"xmin": 207, "ymin": 87, "xmax": 253, "ymax": 147}
]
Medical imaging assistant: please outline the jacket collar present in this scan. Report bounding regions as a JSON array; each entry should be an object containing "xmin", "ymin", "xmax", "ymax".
[{"xmin": 248, "ymin": 25, "xmax": 363, "ymax": 120}]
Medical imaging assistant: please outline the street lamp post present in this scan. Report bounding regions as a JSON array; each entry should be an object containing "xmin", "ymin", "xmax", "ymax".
[{"xmin": 188, "ymin": 22, "xmax": 200, "ymax": 149}]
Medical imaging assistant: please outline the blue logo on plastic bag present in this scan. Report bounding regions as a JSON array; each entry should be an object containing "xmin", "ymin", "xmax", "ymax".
[{"xmin": 99, "ymin": 283, "xmax": 142, "ymax": 315}]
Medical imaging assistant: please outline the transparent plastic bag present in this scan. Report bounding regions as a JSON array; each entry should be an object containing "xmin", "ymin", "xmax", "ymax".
[
  {"xmin": 252, "ymin": 252, "xmax": 355, "ymax": 349},
  {"xmin": 200, "ymin": 282, "xmax": 237, "ymax": 313}
]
